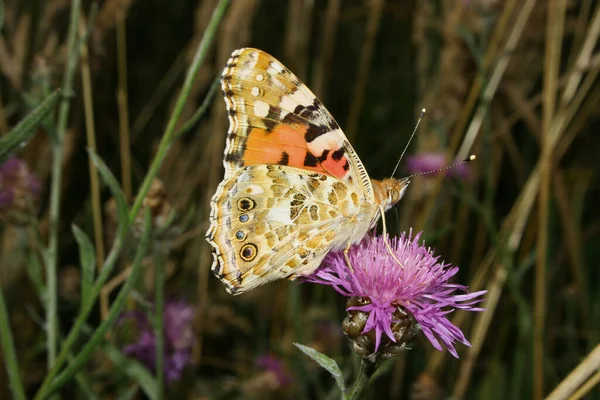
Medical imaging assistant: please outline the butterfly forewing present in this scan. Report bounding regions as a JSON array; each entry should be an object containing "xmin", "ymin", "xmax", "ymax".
[{"xmin": 220, "ymin": 48, "xmax": 372, "ymax": 195}]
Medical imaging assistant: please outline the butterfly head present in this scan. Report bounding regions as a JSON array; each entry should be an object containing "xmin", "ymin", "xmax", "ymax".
[{"xmin": 372, "ymin": 177, "xmax": 410, "ymax": 212}]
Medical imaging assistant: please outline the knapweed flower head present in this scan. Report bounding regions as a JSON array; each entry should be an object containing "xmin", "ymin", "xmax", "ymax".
[
  {"xmin": 405, "ymin": 152, "xmax": 471, "ymax": 180},
  {"xmin": 306, "ymin": 232, "xmax": 486, "ymax": 358},
  {"xmin": 120, "ymin": 299, "xmax": 195, "ymax": 383},
  {"xmin": 0, "ymin": 156, "xmax": 41, "ymax": 222}
]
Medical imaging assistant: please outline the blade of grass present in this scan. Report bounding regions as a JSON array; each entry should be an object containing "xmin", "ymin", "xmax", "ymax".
[
  {"xmin": 569, "ymin": 369, "xmax": 600, "ymax": 400},
  {"xmin": 45, "ymin": 210, "xmax": 152, "ymax": 396},
  {"xmin": 0, "ymin": 283, "xmax": 27, "ymax": 400},
  {"xmin": 344, "ymin": 0, "xmax": 384, "ymax": 142},
  {"xmin": 34, "ymin": 151, "xmax": 130, "ymax": 399},
  {"xmin": 46, "ymin": 0, "xmax": 82, "ymax": 369},
  {"xmin": 153, "ymin": 246, "xmax": 166, "ymax": 397},
  {"xmin": 127, "ymin": 0, "xmax": 231, "ymax": 223},
  {"xmin": 0, "ymin": 0, "xmax": 4, "ymax": 32},
  {"xmin": 33, "ymin": 1, "xmax": 231, "ymax": 396},
  {"xmin": 72, "ymin": 224, "xmax": 96, "ymax": 305},
  {"xmin": 536, "ymin": 1, "xmax": 567, "ymax": 398},
  {"xmin": 0, "ymin": 89, "xmax": 59, "ymax": 162},
  {"xmin": 79, "ymin": 17, "xmax": 106, "ymax": 275},
  {"xmin": 116, "ymin": 10, "xmax": 132, "ymax": 200},
  {"xmin": 103, "ymin": 344, "xmax": 157, "ymax": 400},
  {"xmin": 174, "ymin": 74, "xmax": 220, "ymax": 139},
  {"xmin": 545, "ymin": 343, "xmax": 600, "ymax": 400}
]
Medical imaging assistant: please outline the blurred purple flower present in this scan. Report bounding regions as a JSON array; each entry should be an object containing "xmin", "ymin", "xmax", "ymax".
[
  {"xmin": 306, "ymin": 232, "xmax": 486, "ymax": 358},
  {"xmin": 0, "ymin": 156, "xmax": 41, "ymax": 218},
  {"xmin": 405, "ymin": 152, "xmax": 471, "ymax": 180},
  {"xmin": 256, "ymin": 355, "xmax": 293, "ymax": 386},
  {"xmin": 120, "ymin": 300, "xmax": 195, "ymax": 383}
]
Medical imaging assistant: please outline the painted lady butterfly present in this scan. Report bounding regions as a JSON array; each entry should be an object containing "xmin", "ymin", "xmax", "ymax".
[{"xmin": 206, "ymin": 48, "xmax": 409, "ymax": 294}]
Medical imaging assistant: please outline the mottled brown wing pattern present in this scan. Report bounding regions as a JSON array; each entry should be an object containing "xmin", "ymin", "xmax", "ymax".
[{"xmin": 206, "ymin": 165, "xmax": 363, "ymax": 294}]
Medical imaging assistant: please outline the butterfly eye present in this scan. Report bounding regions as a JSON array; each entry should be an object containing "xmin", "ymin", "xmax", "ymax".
[{"xmin": 240, "ymin": 243, "xmax": 258, "ymax": 261}]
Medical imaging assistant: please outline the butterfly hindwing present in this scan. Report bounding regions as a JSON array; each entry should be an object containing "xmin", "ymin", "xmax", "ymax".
[{"xmin": 207, "ymin": 164, "xmax": 360, "ymax": 294}]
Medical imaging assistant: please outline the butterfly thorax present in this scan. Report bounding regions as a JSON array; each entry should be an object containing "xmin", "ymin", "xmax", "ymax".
[{"xmin": 371, "ymin": 178, "xmax": 410, "ymax": 212}]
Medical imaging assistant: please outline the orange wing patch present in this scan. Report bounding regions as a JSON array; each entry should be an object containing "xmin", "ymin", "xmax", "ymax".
[
  {"xmin": 221, "ymin": 48, "xmax": 353, "ymax": 182},
  {"xmin": 242, "ymin": 123, "xmax": 351, "ymax": 179}
]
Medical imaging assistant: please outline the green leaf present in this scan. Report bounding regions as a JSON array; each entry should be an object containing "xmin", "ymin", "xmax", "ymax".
[
  {"xmin": 294, "ymin": 343, "xmax": 346, "ymax": 392},
  {"xmin": 88, "ymin": 150, "xmax": 128, "ymax": 224},
  {"xmin": 0, "ymin": 89, "xmax": 60, "ymax": 163},
  {"xmin": 103, "ymin": 344, "xmax": 158, "ymax": 400},
  {"xmin": 71, "ymin": 225, "xmax": 96, "ymax": 304}
]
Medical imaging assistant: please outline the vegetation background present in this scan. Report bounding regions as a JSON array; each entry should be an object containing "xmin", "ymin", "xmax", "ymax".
[{"xmin": 0, "ymin": 0, "xmax": 599, "ymax": 399}]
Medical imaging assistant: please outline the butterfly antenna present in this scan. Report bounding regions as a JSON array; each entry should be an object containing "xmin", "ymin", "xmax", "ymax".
[
  {"xmin": 391, "ymin": 108, "xmax": 426, "ymax": 177},
  {"xmin": 405, "ymin": 155, "xmax": 477, "ymax": 180}
]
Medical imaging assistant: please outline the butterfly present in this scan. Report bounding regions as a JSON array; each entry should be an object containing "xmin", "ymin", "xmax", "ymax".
[{"xmin": 206, "ymin": 48, "xmax": 409, "ymax": 295}]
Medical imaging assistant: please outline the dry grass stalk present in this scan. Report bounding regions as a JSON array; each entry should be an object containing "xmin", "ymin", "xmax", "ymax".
[
  {"xmin": 535, "ymin": 1, "xmax": 567, "ymax": 397},
  {"xmin": 192, "ymin": 0, "xmax": 260, "ymax": 365},
  {"xmin": 116, "ymin": 11, "xmax": 132, "ymax": 201},
  {"xmin": 311, "ymin": 0, "xmax": 340, "ymax": 101},
  {"xmin": 545, "ymin": 343, "xmax": 600, "ymax": 400},
  {"xmin": 79, "ymin": 18, "xmax": 106, "ymax": 273},
  {"xmin": 345, "ymin": 0, "xmax": 384, "ymax": 141},
  {"xmin": 413, "ymin": 0, "xmax": 519, "ymax": 231},
  {"xmin": 283, "ymin": 0, "xmax": 315, "ymax": 82}
]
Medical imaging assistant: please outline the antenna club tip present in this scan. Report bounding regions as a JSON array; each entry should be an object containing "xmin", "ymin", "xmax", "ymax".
[
  {"xmin": 421, "ymin": 108, "xmax": 426, "ymax": 113},
  {"xmin": 469, "ymin": 154, "xmax": 476, "ymax": 161}
]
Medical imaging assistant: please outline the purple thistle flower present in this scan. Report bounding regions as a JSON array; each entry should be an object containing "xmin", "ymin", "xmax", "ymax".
[
  {"xmin": 405, "ymin": 152, "xmax": 471, "ymax": 180},
  {"xmin": 120, "ymin": 300, "xmax": 195, "ymax": 383},
  {"xmin": 0, "ymin": 156, "xmax": 41, "ymax": 219},
  {"xmin": 256, "ymin": 355, "xmax": 293, "ymax": 386},
  {"xmin": 305, "ymin": 232, "xmax": 486, "ymax": 358}
]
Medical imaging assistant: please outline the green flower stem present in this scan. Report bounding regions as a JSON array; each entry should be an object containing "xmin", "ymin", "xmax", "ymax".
[
  {"xmin": 0, "ymin": 284, "xmax": 27, "ymax": 400},
  {"xmin": 34, "ymin": 0, "xmax": 230, "ymax": 396},
  {"xmin": 174, "ymin": 74, "xmax": 220, "ymax": 139},
  {"xmin": 154, "ymin": 246, "xmax": 166, "ymax": 398},
  {"xmin": 39, "ymin": 212, "xmax": 152, "ymax": 398},
  {"xmin": 45, "ymin": 0, "xmax": 82, "ymax": 368},
  {"xmin": 128, "ymin": 0, "xmax": 230, "ymax": 222},
  {"xmin": 345, "ymin": 359, "xmax": 375, "ymax": 400}
]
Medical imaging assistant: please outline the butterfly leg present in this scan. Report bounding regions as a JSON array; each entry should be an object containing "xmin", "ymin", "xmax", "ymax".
[
  {"xmin": 344, "ymin": 241, "xmax": 355, "ymax": 272},
  {"xmin": 379, "ymin": 205, "xmax": 405, "ymax": 269}
]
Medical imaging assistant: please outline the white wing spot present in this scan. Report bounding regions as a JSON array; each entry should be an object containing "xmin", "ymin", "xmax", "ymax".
[
  {"xmin": 270, "ymin": 62, "xmax": 285, "ymax": 72},
  {"xmin": 244, "ymin": 184, "xmax": 264, "ymax": 195},
  {"xmin": 268, "ymin": 208, "xmax": 294, "ymax": 225},
  {"xmin": 280, "ymin": 89, "xmax": 314, "ymax": 111},
  {"xmin": 255, "ymin": 74, "xmax": 264, "ymax": 82},
  {"xmin": 253, "ymin": 100, "xmax": 270, "ymax": 118},
  {"xmin": 307, "ymin": 129, "xmax": 344, "ymax": 155},
  {"xmin": 251, "ymin": 87, "xmax": 260, "ymax": 97}
]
